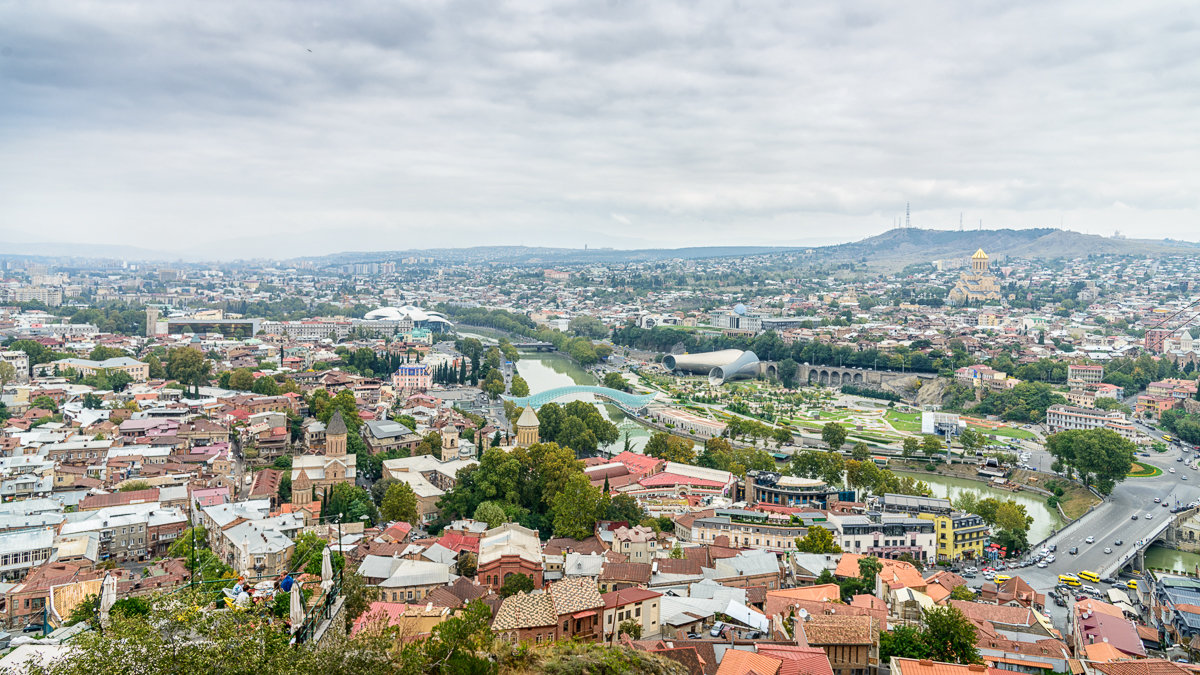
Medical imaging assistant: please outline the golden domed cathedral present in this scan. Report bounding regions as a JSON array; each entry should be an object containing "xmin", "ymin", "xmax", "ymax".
[{"xmin": 947, "ymin": 249, "xmax": 1002, "ymax": 305}]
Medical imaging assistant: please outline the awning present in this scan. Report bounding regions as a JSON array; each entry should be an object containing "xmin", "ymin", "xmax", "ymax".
[{"xmin": 572, "ymin": 610, "xmax": 597, "ymax": 619}]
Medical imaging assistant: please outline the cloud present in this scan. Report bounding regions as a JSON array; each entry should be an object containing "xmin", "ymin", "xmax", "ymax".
[{"xmin": 0, "ymin": 0, "xmax": 1197, "ymax": 258}]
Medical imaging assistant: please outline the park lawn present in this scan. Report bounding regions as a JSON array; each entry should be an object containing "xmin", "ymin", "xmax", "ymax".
[
  {"xmin": 1127, "ymin": 462, "xmax": 1163, "ymax": 478},
  {"xmin": 1058, "ymin": 484, "xmax": 1100, "ymax": 520},
  {"xmin": 979, "ymin": 425, "xmax": 1036, "ymax": 440},
  {"xmin": 885, "ymin": 410, "xmax": 923, "ymax": 433}
]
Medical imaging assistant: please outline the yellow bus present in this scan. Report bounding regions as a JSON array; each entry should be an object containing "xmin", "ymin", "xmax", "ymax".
[
  {"xmin": 1078, "ymin": 570, "xmax": 1100, "ymax": 583},
  {"xmin": 1058, "ymin": 574, "xmax": 1081, "ymax": 586},
  {"xmin": 1163, "ymin": 435, "xmax": 1174, "ymax": 443},
  {"xmin": 994, "ymin": 574, "xmax": 1012, "ymax": 583},
  {"xmin": 1126, "ymin": 579, "xmax": 1139, "ymax": 590}
]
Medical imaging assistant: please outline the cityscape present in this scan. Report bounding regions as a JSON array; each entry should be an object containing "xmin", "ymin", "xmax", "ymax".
[{"xmin": 2, "ymin": 2, "xmax": 1199, "ymax": 675}]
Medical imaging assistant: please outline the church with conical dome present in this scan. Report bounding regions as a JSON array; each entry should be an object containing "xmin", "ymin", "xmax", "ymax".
[{"xmin": 947, "ymin": 249, "xmax": 1003, "ymax": 305}]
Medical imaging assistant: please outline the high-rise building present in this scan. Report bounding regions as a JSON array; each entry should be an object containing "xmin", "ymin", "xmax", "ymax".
[
  {"xmin": 1146, "ymin": 328, "xmax": 1173, "ymax": 354},
  {"xmin": 145, "ymin": 307, "xmax": 159, "ymax": 337}
]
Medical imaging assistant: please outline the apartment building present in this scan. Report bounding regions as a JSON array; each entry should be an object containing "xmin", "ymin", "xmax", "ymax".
[
  {"xmin": 1067, "ymin": 364, "xmax": 1104, "ymax": 385},
  {"xmin": 1045, "ymin": 404, "xmax": 1136, "ymax": 439}
]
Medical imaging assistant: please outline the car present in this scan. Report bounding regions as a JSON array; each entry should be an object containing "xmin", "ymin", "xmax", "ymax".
[
  {"xmin": 1132, "ymin": 514, "xmax": 1139, "ymax": 520},
  {"xmin": 1085, "ymin": 536, "xmax": 1095, "ymax": 544},
  {"xmin": 686, "ymin": 632, "xmax": 702, "ymax": 639},
  {"xmin": 1164, "ymin": 501, "xmax": 1171, "ymax": 507},
  {"xmin": 1045, "ymin": 555, "xmax": 1056, "ymax": 563},
  {"xmin": 1104, "ymin": 547, "xmax": 1113, "ymax": 554},
  {"xmin": 1171, "ymin": 468, "xmax": 1177, "ymax": 473},
  {"xmin": 961, "ymin": 572, "xmax": 976, "ymax": 578},
  {"xmin": 1179, "ymin": 457, "xmax": 1185, "ymax": 462},
  {"xmin": 1146, "ymin": 513, "xmax": 1154, "ymax": 519},
  {"xmin": 1183, "ymin": 475, "xmax": 1189, "ymax": 480},
  {"xmin": 1069, "ymin": 546, "xmax": 1079, "ymax": 554},
  {"xmin": 22, "ymin": 624, "xmax": 43, "ymax": 634},
  {"xmin": 1155, "ymin": 497, "xmax": 1162, "ymax": 503},
  {"xmin": 1049, "ymin": 544, "xmax": 1058, "ymax": 552},
  {"xmin": 1037, "ymin": 561, "xmax": 1048, "ymax": 568},
  {"xmin": 1114, "ymin": 540, "xmax": 1123, "ymax": 546},
  {"xmin": 1039, "ymin": 547, "xmax": 1050, "ymax": 555},
  {"xmin": 710, "ymin": 622, "xmax": 726, "ymax": 637}
]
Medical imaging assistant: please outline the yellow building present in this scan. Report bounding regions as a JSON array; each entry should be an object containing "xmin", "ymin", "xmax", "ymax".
[
  {"xmin": 917, "ymin": 512, "xmax": 989, "ymax": 561},
  {"xmin": 515, "ymin": 406, "xmax": 539, "ymax": 447},
  {"xmin": 946, "ymin": 249, "xmax": 1002, "ymax": 305}
]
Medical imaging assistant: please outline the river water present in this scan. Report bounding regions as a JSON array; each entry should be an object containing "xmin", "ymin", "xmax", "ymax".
[
  {"xmin": 896, "ymin": 471, "xmax": 1065, "ymax": 543},
  {"xmin": 514, "ymin": 352, "xmax": 652, "ymax": 454}
]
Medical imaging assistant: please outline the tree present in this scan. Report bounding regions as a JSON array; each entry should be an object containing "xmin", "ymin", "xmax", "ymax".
[
  {"xmin": 822, "ymin": 422, "xmax": 847, "ymax": 451},
  {"xmin": 290, "ymin": 531, "xmax": 341, "ymax": 576},
  {"xmin": 922, "ymin": 605, "xmax": 981, "ymax": 664},
  {"xmin": 64, "ymin": 593, "xmax": 100, "ymax": 627},
  {"xmin": 618, "ymin": 619, "xmax": 643, "ymax": 639},
  {"xmin": 902, "ymin": 436, "xmax": 919, "ymax": 459},
  {"xmin": 776, "ymin": 358, "xmax": 799, "ymax": 388},
  {"xmin": 643, "ymin": 431, "xmax": 696, "ymax": 464},
  {"xmin": 31, "ymin": 395, "xmax": 58, "ymax": 412},
  {"xmin": 669, "ymin": 543, "xmax": 684, "ymax": 559},
  {"xmin": 82, "ymin": 392, "xmax": 104, "ymax": 409},
  {"xmin": 879, "ymin": 624, "xmax": 930, "ymax": 661},
  {"xmin": 369, "ymin": 477, "xmax": 397, "ymax": 505},
  {"xmin": 509, "ymin": 374, "xmax": 530, "ymax": 397},
  {"xmin": 499, "ymin": 572, "xmax": 535, "ymax": 598},
  {"xmin": 921, "ymin": 435, "xmax": 944, "ymax": 455},
  {"xmin": 322, "ymin": 482, "xmax": 378, "ymax": 525},
  {"xmin": 603, "ymin": 372, "xmax": 630, "ymax": 392},
  {"xmin": 145, "ymin": 354, "xmax": 166, "ymax": 379},
  {"xmin": 551, "ymin": 473, "xmax": 603, "ymax": 539},
  {"xmin": 1045, "ymin": 428, "xmax": 1135, "ymax": 494},
  {"xmin": 958, "ymin": 428, "xmax": 985, "ymax": 454},
  {"xmin": 118, "ymin": 480, "xmax": 151, "ymax": 492},
  {"xmin": 472, "ymin": 501, "xmax": 508, "ymax": 528},
  {"xmin": 794, "ymin": 525, "xmax": 842, "ymax": 554},
  {"xmin": 569, "ymin": 315, "xmax": 608, "ymax": 339},
  {"xmin": 698, "ymin": 436, "xmax": 775, "ymax": 476},
  {"xmin": 790, "ymin": 449, "xmax": 845, "ymax": 486},
  {"xmin": 165, "ymin": 347, "xmax": 211, "ymax": 393},
  {"xmin": 381, "ymin": 481, "xmax": 419, "ymax": 524},
  {"xmin": 455, "ymin": 552, "xmax": 477, "ymax": 578},
  {"xmin": 482, "ymin": 370, "xmax": 505, "ymax": 399},
  {"xmin": 0, "ymin": 361, "xmax": 15, "ymax": 388},
  {"xmin": 851, "ymin": 442, "xmax": 871, "ymax": 461},
  {"xmin": 949, "ymin": 585, "xmax": 975, "ymax": 600},
  {"xmin": 228, "ymin": 368, "xmax": 255, "ymax": 391},
  {"xmin": 252, "ymin": 375, "xmax": 280, "ymax": 396}
]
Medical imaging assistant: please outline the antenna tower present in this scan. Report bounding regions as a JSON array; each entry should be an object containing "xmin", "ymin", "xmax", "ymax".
[
  {"xmin": 959, "ymin": 213, "xmax": 963, "ymax": 231},
  {"xmin": 905, "ymin": 202, "xmax": 910, "ymax": 229}
]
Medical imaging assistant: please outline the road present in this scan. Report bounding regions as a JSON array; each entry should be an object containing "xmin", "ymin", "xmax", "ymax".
[{"xmin": 980, "ymin": 438, "xmax": 1200, "ymax": 633}]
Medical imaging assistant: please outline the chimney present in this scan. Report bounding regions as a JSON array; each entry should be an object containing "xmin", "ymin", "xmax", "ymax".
[
  {"xmin": 968, "ymin": 666, "xmax": 987, "ymax": 672},
  {"xmin": 919, "ymin": 661, "xmax": 934, "ymax": 667}
]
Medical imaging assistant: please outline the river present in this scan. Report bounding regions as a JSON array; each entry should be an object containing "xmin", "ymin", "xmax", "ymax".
[
  {"xmin": 897, "ymin": 471, "xmax": 1065, "ymax": 543},
  {"xmin": 1144, "ymin": 545, "xmax": 1200, "ymax": 573},
  {"xmin": 514, "ymin": 352, "xmax": 652, "ymax": 454}
]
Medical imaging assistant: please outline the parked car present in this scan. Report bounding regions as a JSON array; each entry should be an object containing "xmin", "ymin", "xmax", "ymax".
[
  {"xmin": 22, "ymin": 624, "xmax": 43, "ymax": 634},
  {"xmin": 1049, "ymin": 544, "xmax": 1058, "ymax": 552}
]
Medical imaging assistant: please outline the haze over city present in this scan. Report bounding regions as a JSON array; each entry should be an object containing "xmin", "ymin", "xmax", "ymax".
[{"xmin": 2, "ymin": 1, "xmax": 1199, "ymax": 258}]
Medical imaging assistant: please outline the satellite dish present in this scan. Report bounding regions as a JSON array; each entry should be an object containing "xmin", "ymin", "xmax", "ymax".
[{"xmin": 798, "ymin": 608, "xmax": 810, "ymax": 621}]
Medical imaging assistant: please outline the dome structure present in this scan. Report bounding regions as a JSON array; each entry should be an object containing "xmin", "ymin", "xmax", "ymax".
[
  {"xmin": 971, "ymin": 248, "xmax": 988, "ymax": 260},
  {"xmin": 733, "ymin": 303, "xmax": 748, "ymax": 315},
  {"xmin": 364, "ymin": 306, "xmax": 453, "ymax": 329}
]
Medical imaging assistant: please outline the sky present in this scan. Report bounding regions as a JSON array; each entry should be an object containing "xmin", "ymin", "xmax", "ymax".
[{"xmin": 1, "ymin": 1, "xmax": 1198, "ymax": 259}]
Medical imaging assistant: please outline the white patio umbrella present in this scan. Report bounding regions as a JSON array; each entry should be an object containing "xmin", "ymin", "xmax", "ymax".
[
  {"xmin": 320, "ymin": 546, "xmax": 333, "ymax": 591},
  {"xmin": 98, "ymin": 574, "xmax": 117, "ymax": 628},
  {"xmin": 290, "ymin": 581, "xmax": 305, "ymax": 633}
]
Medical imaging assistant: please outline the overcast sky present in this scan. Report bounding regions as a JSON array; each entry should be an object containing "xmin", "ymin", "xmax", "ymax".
[{"xmin": 1, "ymin": 1, "xmax": 1198, "ymax": 259}]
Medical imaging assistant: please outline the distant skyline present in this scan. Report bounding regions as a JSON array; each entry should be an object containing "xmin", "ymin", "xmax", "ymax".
[{"xmin": 1, "ymin": 1, "xmax": 1198, "ymax": 259}]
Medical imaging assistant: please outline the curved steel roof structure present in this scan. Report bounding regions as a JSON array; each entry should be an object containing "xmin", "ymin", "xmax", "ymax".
[
  {"xmin": 503, "ymin": 386, "xmax": 659, "ymax": 410},
  {"xmin": 708, "ymin": 350, "xmax": 761, "ymax": 385},
  {"xmin": 663, "ymin": 349, "xmax": 745, "ymax": 374}
]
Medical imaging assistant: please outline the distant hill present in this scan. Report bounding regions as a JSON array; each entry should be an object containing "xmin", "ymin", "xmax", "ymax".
[
  {"xmin": 805, "ymin": 228, "xmax": 1200, "ymax": 267},
  {"xmin": 297, "ymin": 245, "xmax": 791, "ymax": 267}
]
